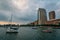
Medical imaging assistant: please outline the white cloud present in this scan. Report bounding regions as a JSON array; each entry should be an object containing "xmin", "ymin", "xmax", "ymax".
[{"xmin": 11, "ymin": 0, "xmax": 29, "ymax": 12}]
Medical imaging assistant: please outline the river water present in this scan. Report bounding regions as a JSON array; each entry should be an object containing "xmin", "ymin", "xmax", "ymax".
[{"xmin": 0, "ymin": 27, "xmax": 60, "ymax": 40}]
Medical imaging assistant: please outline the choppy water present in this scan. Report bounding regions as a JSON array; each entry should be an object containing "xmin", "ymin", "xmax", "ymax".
[{"xmin": 0, "ymin": 27, "xmax": 60, "ymax": 40}]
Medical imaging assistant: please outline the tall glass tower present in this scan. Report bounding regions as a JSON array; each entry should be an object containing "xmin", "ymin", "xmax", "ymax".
[{"xmin": 37, "ymin": 8, "xmax": 47, "ymax": 25}]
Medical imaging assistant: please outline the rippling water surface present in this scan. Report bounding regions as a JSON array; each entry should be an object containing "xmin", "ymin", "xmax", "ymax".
[{"xmin": 0, "ymin": 27, "xmax": 60, "ymax": 40}]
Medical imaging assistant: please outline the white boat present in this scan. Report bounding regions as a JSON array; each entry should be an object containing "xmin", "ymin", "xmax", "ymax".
[
  {"xmin": 6, "ymin": 13, "xmax": 19, "ymax": 33},
  {"xmin": 10, "ymin": 27, "xmax": 19, "ymax": 30},
  {"xmin": 6, "ymin": 27, "xmax": 18, "ymax": 33}
]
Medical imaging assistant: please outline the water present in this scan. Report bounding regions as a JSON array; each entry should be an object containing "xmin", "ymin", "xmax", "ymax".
[{"xmin": 0, "ymin": 27, "xmax": 60, "ymax": 40}]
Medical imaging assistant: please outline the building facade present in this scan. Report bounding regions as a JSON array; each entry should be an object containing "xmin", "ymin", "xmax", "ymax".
[
  {"xmin": 49, "ymin": 11, "xmax": 55, "ymax": 20},
  {"xmin": 37, "ymin": 8, "xmax": 47, "ymax": 24},
  {"xmin": 45, "ymin": 19, "xmax": 60, "ymax": 25},
  {"xmin": 27, "ymin": 9, "xmax": 60, "ymax": 25}
]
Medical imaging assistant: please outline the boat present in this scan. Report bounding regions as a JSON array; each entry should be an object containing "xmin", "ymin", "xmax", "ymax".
[
  {"xmin": 6, "ymin": 13, "xmax": 19, "ymax": 33},
  {"xmin": 6, "ymin": 27, "xmax": 18, "ymax": 33},
  {"xmin": 10, "ymin": 27, "xmax": 19, "ymax": 30},
  {"xmin": 53, "ymin": 27, "xmax": 60, "ymax": 29},
  {"xmin": 42, "ymin": 27, "xmax": 53, "ymax": 33},
  {"xmin": 42, "ymin": 30, "xmax": 52, "ymax": 33},
  {"xmin": 32, "ymin": 27, "xmax": 38, "ymax": 29}
]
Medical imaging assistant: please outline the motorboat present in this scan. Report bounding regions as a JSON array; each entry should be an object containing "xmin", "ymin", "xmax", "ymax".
[
  {"xmin": 42, "ymin": 27, "xmax": 53, "ymax": 33},
  {"xmin": 42, "ymin": 30, "xmax": 52, "ymax": 33},
  {"xmin": 53, "ymin": 27, "xmax": 60, "ymax": 29},
  {"xmin": 32, "ymin": 27, "xmax": 38, "ymax": 29}
]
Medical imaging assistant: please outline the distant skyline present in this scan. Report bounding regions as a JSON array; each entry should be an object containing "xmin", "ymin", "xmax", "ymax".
[{"xmin": 0, "ymin": 0, "xmax": 60, "ymax": 24}]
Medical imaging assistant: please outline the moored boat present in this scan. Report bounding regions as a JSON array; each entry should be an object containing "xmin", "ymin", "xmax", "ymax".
[
  {"xmin": 32, "ymin": 27, "xmax": 38, "ymax": 29},
  {"xmin": 6, "ymin": 27, "xmax": 18, "ymax": 33},
  {"xmin": 42, "ymin": 30, "xmax": 52, "ymax": 33}
]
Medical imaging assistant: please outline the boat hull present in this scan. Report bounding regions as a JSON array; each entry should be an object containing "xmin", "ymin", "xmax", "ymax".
[
  {"xmin": 6, "ymin": 32, "xmax": 18, "ymax": 33},
  {"xmin": 42, "ymin": 30, "xmax": 52, "ymax": 33}
]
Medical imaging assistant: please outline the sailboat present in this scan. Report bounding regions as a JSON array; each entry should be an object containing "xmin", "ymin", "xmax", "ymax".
[
  {"xmin": 41, "ymin": 27, "xmax": 53, "ymax": 33},
  {"xmin": 6, "ymin": 27, "xmax": 18, "ymax": 33},
  {"xmin": 6, "ymin": 13, "xmax": 18, "ymax": 33}
]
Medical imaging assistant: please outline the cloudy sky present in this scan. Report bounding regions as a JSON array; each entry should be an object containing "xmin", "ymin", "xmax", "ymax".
[{"xmin": 0, "ymin": 0, "xmax": 60, "ymax": 24}]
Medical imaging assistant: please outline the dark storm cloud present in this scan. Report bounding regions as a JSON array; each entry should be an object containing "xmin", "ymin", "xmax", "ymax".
[
  {"xmin": 0, "ymin": 0, "xmax": 60, "ymax": 24},
  {"xmin": 0, "ymin": 13, "xmax": 8, "ymax": 21}
]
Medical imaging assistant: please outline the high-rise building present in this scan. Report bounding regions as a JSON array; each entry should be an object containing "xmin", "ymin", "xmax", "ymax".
[
  {"xmin": 49, "ymin": 11, "xmax": 55, "ymax": 20},
  {"xmin": 37, "ymin": 8, "xmax": 47, "ymax": 25}
]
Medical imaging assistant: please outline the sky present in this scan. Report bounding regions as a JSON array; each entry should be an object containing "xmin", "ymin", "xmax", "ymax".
[{"xmin": 0, "ymin": 0, "xmax": 60, "ymax": 24}]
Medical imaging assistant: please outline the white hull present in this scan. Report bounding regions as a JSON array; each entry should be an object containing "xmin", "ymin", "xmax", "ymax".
[{"xmin": 6, "ymin": 27, "xmax": 18, "ymax": 33}]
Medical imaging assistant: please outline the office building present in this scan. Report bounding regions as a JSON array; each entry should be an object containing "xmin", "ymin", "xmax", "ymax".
[{"xmin": 37, "ymin": 8, "xmax": 47, "ymax": 24}]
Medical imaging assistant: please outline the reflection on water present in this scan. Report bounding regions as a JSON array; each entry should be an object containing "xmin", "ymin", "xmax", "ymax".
[{"xmin": 0, "ymin": 27, "xmax": 60, "ymax": 40}]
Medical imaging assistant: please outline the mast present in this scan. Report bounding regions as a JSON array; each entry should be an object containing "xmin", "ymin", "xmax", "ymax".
[
  {"xmin": 10, "ymin": 13, "xmax": 13, "ymax": 24},
  {"xmin": 9, "ymin": 13, "xmax": 13, "ymax": 27}
]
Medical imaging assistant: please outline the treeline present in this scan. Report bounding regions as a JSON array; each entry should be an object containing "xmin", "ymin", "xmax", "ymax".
[
  {"xmin": 0, "ymin": 24, "xmax": 60, "ymax": 27},
  {"xmin": 0, "ymin": 24, "xmax": 20, "ymax": 27},
  {"xmin": 20, "ymin": 24, "xmax": 60, "ymax": 27}
]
